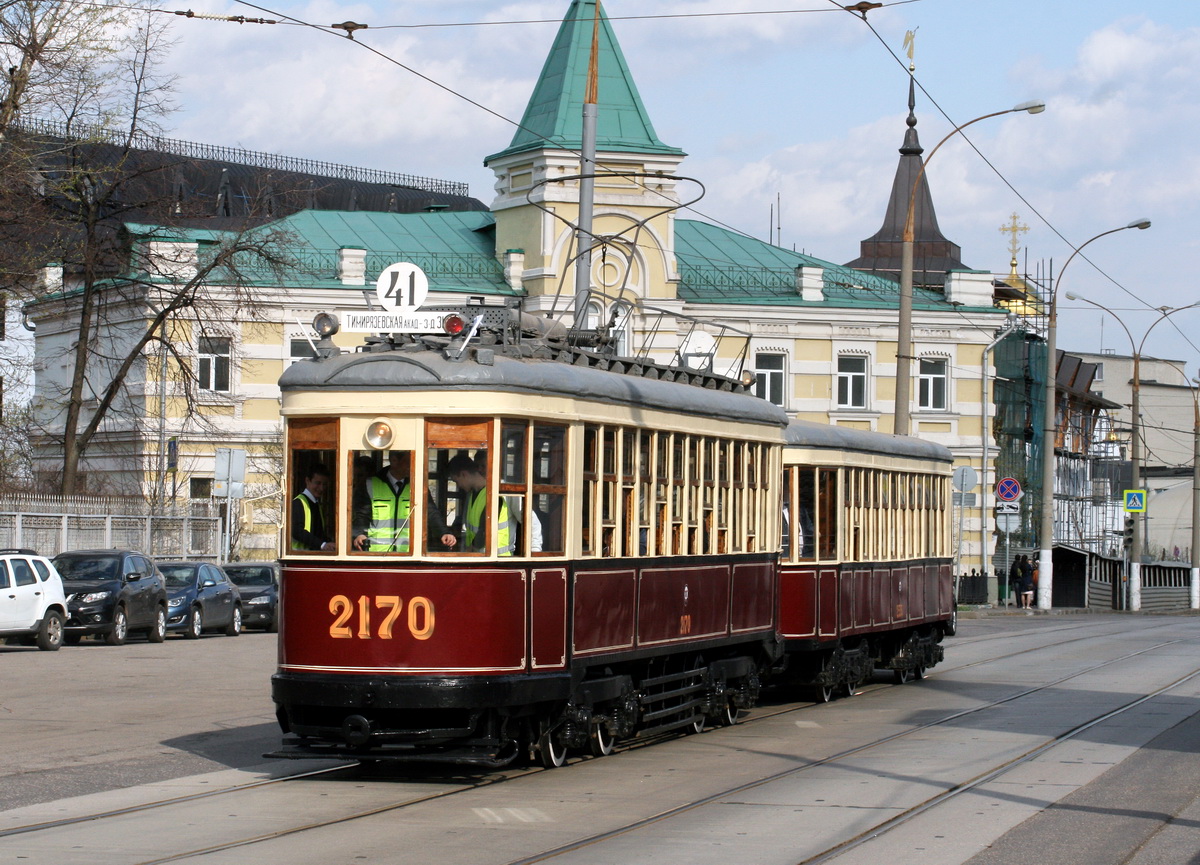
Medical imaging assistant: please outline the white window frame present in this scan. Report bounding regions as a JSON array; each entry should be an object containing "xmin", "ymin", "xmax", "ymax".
[
  {"xmin": 836, "ymin": 354, "xmax": 868, "ymax": 409},
  {"xmin": 288, "ymin": 335, "xmax": 318, "ymax": 366},
  {"xmin": 753, "ymin": 351, "xmax": 787, "ymax": 407},
  {"xmin": 918, "ymin": 356, "xmax": 949, "ymax": 411},
  {"xmin": 197, "ymin": 335, "xmax": 232, "ymax": 393}
]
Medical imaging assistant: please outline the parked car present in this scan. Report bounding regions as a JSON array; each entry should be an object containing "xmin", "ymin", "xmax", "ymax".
[
  {"xmin": 160, "ymin": 561, "xmax": 242, "ymax": 638},
  {"xmin": 53, "ymin": 550, "xmax": 168, "ymax": 645},
  {"xmin": 0, "ymin": 549, "xmax": 68, "ymax": 651},
  {"xmin": 221, "ymin": 561, "xmax": 279, "ymax": 632}
]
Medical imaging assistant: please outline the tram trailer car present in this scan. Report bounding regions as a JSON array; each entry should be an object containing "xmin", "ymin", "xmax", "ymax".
[
  {"xmin": 270, "ymin": 306, "xmax": 791, "ymax": 767},
  {"xmin": 778, "ymin": 422, "xmax": 955, "ymax": 700}
]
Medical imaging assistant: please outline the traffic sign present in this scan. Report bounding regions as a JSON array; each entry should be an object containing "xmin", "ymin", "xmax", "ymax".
[
  {"xmin": 1124, "ymin": 489, "xmax": 1146, "ymax": 512},
  {"xmin": 995, "ymin": 501, "xmax": 1019, "ymax": 515},
  {"xmin": 997, "ymin": 514, "xmax": 1021, "ymax": 534},
  {"xmin": 996, "ymin": 477, "xmax": 1022, "ymax": 502},
  {"xmin": 953, "ymin": 466, "xmax": 978, "ymax": 493}
]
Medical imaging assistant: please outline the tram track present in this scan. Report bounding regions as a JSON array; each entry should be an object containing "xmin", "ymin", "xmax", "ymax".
[
  {"xmin": 498, "ymin": 637, "xmax": 1197, "ymax": 865},
  {"xmin": 4, "ymin": 622, "xmax": 1192, "ymax": 865}
]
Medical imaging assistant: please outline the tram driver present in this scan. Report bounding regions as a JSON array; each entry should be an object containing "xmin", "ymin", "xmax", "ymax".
[{"xmin": 352, "ymin": 453, "xmax": 457, "ymax": 552}]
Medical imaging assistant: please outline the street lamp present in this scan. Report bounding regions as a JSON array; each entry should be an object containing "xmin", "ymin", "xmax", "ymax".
[
  {"xmin": 894, "ymin": 98, "xmax": 1046, "ymax": 436},
  {"xmin": 1037, "ymin": 219, "xmax": 1151, "ymax": 610},
  {"xmin": 1064, "ymin": 295, "xmax": 1200, "ymax": 609}
]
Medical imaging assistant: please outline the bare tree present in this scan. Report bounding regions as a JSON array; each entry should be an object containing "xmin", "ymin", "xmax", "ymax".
[{"xmin": 0, "ymin": 4, "xmax": 303, "ymax": 495}]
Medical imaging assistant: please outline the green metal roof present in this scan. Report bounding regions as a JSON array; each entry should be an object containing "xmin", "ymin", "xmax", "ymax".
[
  {"xmin": 485, "ymin": 0, "xmax": 683, "ymax": 163},
  {"xmin": 124, "ymin": 210, "xmax": 507, "ymax": 294},
  {"xmin": 120, "ymin": 209, "xmax": 990, "ymax": 313},
  {"xmin": 675, "ymin": 219, "xmax": 984, "ymax": 311}
]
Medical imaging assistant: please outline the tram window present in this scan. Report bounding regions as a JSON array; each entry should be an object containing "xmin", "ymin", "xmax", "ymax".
[
  {"xmin": 582, "ymin": 426, "xmax": 598, "ymax": 556},
  {"xmin": 350, "ymin": 449, "xmax": 423, "ymax": 555},
  {"xmin": 795, "ymin": 467, "xmax": 816, "ymax": 561},
  {"xmin": 532, "ymin": 424, "xmax": 566, "ymax": 555},
  {"xmin": 818, "ymin": 468, "xmax": 838, "ymax": 560},
  {"xmin": 288, "ymin": 448, "xmax": 337, "ymax": 553},
  {"xmin": 501, "ymin": 423, "xmax": 526, "ymax": 485},
  {"xmin": 432, "ymin": 448, "xmax": 504, "ymax": 556}
]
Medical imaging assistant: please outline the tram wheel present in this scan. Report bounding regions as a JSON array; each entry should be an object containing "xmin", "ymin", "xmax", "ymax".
[
  {"xmin": 588, "ymin": 719, "xmax": 615, "ymax": 757},
  {"xmin": 893, "ymin": 667, "xmax": 913, "ymax": 685},
  {"xmin": 816, "ymin": 683, "xmax": 835, "ymax": 704},
  {"xmin": 538, "ymin": 723, "xmax": 567, "ymax": 769},
  {"xmin": 721, "ymin": 699, "xmax": 740, "ymax": 726},
  {"xmin": 913, "ymin": 664, "xmax": 927, "ymax": 680},
  {"xmin": 842, "ymin": 678, "xmax": 862, "ymax": 698}
]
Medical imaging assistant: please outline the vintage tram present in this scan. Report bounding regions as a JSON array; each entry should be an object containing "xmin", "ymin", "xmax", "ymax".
[
  {"xmin": 271, "ymin": 304, "xmax": 790, "ymax": 767},
  {"xmin": 270, "ymin": 303, "xmax": 956, "ymax": 766},
  {"xmin": 777, "ymin": 422, "xmax": 955, "ymax": 700}
]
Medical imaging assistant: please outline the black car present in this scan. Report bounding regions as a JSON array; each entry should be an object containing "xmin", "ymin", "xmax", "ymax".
[
  {"xmin": 221, "ymin": 562, "xmax": 279, "ymax": 632},
  {"xmin": 160, "ymin": 561, "xmax": 242, "ymax": 638},
  {"xmin": 52, "ymin": 550, "xmax": 168, "ymax": 645}
]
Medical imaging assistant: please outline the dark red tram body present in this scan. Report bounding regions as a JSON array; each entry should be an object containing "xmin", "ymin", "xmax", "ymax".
[
  {"xmin": 776, "ymin": 422, "xmax": 955, "ymax": 698},
  {"xmin": 270, "ymin": 307, "xmax": 954, "ymax": 765}
]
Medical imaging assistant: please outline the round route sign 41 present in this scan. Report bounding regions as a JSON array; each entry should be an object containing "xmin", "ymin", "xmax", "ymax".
[{"xmin": 375, "ymin": 262, "xmax": 430, "ymax": 314}]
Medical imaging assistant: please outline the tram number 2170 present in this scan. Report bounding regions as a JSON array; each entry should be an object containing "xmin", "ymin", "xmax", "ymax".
[{"xmin": 328, "ymin": 595, "xmax": 435, "ymax": 641}]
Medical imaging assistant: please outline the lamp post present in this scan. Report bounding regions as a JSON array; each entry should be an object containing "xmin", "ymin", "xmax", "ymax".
[
  {"xmin": 893, "ymin": 98, "xmax": 1045, "ymax": 436},
  {"xmin": 1037, "ymin": 220, "xmax": 1151, "ymax": 610},
  {"xmin": 1064, "ymin": 299, "xmax": 1200, "ymax": 609}
]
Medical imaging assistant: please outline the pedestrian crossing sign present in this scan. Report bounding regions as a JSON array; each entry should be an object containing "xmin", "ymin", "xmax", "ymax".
[{"xmin": 1124, "ymin": 490, "xmax": 1146, "ymax": 512}]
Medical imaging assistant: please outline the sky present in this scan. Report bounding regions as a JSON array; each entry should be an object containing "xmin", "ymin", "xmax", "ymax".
[{"xmin": 158, "ymin": 0, "xmax": 1200, "ymax": 372}]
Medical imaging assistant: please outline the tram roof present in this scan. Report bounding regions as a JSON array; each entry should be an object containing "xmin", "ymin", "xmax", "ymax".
[
  {"xmin": 281, "ymin": 344, "xmax": 791, "ymax": 429},
  {"xmin": 784, "ymin": 419, "xmax": 953, "ymax": 463}
]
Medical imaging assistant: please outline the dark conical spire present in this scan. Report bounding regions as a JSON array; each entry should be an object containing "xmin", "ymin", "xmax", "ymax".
[{"xmin": 844, "ymin": 76, "xmax": 971, "ymax": 289}]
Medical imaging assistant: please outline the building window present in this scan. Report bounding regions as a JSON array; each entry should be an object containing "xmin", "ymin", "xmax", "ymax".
[
  {"xmin": 754, "ymin": 352, "xmax": 786, "ymax": 406},
  {"xmin": 918, "ymin": 358, "xmax": 948, "ymax": 410},
  {"xmin": 290, "ymin": 338, "xmax": 317, "ymax": 365},
  {"xmin": 197, "ymin": 337, "xmax": 231, "ymax": 392},
  {"xmin": 1094, "ymin": 362, "xmax": 1104, "ymax": 382},
  {"xmin": 837, "ymin": 355, "xmax": 867, "ymax": 409},
  {"xmin": 190, "ymin": 477, "xmax": 212, "ymax": 498}
]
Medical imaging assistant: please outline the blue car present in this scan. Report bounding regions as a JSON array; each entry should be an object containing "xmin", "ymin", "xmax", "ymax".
[
  {"xmin": 221, "ymin": 562, "xmax": 279, "ymax": 632},
  {"xmin": 159, "ymin": 561, "xmax": 242, "ymax": 638}
]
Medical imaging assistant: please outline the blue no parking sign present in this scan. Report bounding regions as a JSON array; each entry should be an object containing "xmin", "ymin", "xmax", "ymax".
[{"xmin": 996, "ymin": 477, "xmax": 1022, "ymax": 502}]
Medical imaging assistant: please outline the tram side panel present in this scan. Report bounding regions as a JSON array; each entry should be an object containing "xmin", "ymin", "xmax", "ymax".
[{"xmin": 279, "ymin": 564, "xmax": 530, "ymax": 675}]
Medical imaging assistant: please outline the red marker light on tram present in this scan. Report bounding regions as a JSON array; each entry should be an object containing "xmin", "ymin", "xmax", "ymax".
[{"xmin": 443, "ymin": 315, "xmax": 466, "ymax": 335}]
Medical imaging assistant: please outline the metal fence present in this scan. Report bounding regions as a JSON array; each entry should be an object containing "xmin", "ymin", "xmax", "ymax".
[{"xmin": 0, "ymin": 496, "xmax": 220, "ymax": 560}]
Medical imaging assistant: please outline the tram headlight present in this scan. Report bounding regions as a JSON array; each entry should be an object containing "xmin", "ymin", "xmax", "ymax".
[
  {"xmin": 366, "ymin": 419, "xmax": 394, "ymax": 450},
  {"xmin": 443, "ymin": 314, "xmax": 466, "ymax": 335},
  {"xmin": 313, "ymin": 313, "xmax": 340, "ymax": 338},
  {"xmin": 740, "ymin": 370, "xmax": 756, "ymax": 388}
]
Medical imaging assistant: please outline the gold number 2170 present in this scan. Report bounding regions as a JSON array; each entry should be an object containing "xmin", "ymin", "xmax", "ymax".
[{"xmin": 328, "ymin": 595, "xmax": 435, "ymax": 640}]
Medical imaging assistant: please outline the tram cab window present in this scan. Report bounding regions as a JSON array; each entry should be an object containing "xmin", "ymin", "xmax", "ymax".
[
  {"xmin": 349, "ymin": 449, "xmax": 437, "ymax": 554},
  {"xmin": 288, "ymin": 448, "xmax": 337, "ymax": 553},
  {"xmin": 432, "ymin": 448, "xmax": 504, "ymax": 556}
]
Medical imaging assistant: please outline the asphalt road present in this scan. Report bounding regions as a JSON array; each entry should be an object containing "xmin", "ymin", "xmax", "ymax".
[
  {"xmin": 4, "ymin": 614, "xmax": 1200, "ymax": 865},
  {"xmin": 0, "ymin": 628, "xmax": 285, "ymax": 812}
]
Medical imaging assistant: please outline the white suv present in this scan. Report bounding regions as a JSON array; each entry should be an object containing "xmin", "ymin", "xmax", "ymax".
[{"xmin": 0, "ymin": 549, "xmax": 68, "ymax": 651}]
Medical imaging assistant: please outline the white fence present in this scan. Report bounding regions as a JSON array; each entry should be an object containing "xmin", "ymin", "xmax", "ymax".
[{"xmin": 0, "ymin": 495, "xmax": 221, "ymax": 559}]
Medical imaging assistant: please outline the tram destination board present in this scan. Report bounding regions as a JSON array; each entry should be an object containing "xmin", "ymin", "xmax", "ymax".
[{"xmin": 340, "ymin": 310, "xmax": 448, "ymax": 333}]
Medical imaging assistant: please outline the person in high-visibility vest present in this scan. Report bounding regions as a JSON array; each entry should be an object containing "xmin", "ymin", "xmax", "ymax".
[
  {"xmin": 291, "ymin": 464, "xmax": 333, "ymax": 551},
  {"xmin": 446, "ymin": 453, "xmax": 514, "ymax": 556},
  {"xmin": 352, "ymin": 457, "xmax": 457, "ymax": 552}
]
